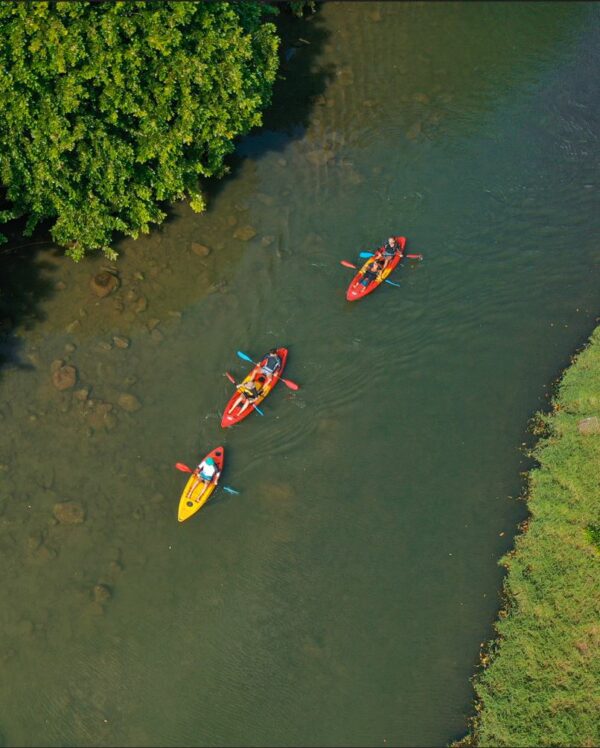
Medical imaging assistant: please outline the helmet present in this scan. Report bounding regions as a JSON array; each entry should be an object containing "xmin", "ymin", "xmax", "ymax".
[
  {"xmin": 205, "ymin": 457, "xmax": 215, "ymax": 466},
  {"xmin": 257, "ymin": 374, "xmax": 267, "ymax": 383}
]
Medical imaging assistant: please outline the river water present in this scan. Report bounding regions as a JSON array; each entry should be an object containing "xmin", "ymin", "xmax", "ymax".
[{"xmin": 0, "ymin": 2, "xmax": 599, "ymax": 746}]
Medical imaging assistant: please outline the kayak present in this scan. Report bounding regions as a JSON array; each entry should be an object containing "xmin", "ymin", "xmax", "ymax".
[
  {"xmin": 221, "ymin": 347, "xmax": 288, "ymax": 428},
  {"xmin": 177, "ymin": 445, "xmax": 225, "ymax": 523},
  {"xmin": 346, "ymin": 236, "xmax": 407, "ymax": 302}
]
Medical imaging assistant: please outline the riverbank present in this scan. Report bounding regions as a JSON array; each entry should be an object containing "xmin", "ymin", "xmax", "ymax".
[{"xmin": 462, "ymin": 325, "xmax": 600, "ymax": 746}]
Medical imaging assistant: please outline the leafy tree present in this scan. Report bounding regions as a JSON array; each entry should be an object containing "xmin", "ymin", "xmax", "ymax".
[{"xmin": 0, "ymin": 1, "xmax": 279, "ymax": 260}]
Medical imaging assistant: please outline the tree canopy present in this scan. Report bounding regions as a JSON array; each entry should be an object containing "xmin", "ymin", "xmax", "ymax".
[{"xmin": 0, "ymin": 1, "xmax": 279, "ymax": 260}]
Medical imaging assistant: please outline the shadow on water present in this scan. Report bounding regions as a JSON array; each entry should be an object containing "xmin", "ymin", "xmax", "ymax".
[
  {"xmin": 0, "ymin": 220, "xmax": 57, "ymax": 379},
  {"xmin": 202, "ymin": 5, "xmax": 334, "ymax": 206}
]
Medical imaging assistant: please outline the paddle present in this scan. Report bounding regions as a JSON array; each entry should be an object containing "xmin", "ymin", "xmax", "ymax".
[
  {"xmin": 224, "ymin": 372, "xmax": 265, "ymax": 416},
  {"xmin": 236, "ymin": 351, "xmax": 300, "ymax": 391},
  {"xmin": 174, "ymin": 463, "xmax": 239, "ymax": 495},
  {"xmin": 358, "ymin": 251, "xmax": 423, "ymax": 260},
  {"xmin": 340, "ymin": 260, "xmax": 402, "ymax": 288}
]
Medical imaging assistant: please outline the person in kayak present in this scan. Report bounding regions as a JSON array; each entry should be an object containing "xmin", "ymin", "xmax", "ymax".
[
  {"xmin": 381, "ymin": 236, "xmax": 401, "ymax": 259},
  {"xmin": 379, "ymin": 236, "xmax": 403, "ymax": 271},
  {"xmin": 360, "ymin": 256, "xmax": 385, "ymax": 286},
  {"xmin": 187, "ymin": 456, "xmax": 219, "ymax": 498},
  {"xmin": 228, "ymin": 374, "xmax": 267, "ymax": 415},
  {"xmin": 260, "ymin": 349, "xmax": 281, "ymax": 380}
]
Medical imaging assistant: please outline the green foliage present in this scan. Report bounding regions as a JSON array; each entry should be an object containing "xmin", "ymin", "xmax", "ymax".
[
  {"xmin": 0, "ymin": 1, "xmax": 280, "ymax": 259},
  {"xmin": 465, "ymin": 326, "xmax": 600, "ymax": 746},
  {"xmin": 288, "ymin": 1, "xmax": 317, "ymax": 17}
]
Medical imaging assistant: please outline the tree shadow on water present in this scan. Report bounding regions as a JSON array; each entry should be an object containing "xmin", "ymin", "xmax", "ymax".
[
  {"xmin": 0, "ymin": 229, "xmax": 57, "ymax": 381},
  {"xmin": 202, "ymin": 5, "xmax": 334, "ymax": 206}
]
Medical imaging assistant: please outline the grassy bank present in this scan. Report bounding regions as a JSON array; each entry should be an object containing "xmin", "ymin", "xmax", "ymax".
[{"xmin": 463, "ymin": 326, "xmax": 600, "ymax": 747}]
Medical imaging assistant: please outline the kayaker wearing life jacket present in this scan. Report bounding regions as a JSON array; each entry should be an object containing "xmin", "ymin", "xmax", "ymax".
[
  {"xmin": 261, "ymin": 349, "xmax": 281, "ymax": 379},
  {"xmin": 228, "ymin": 374, "xmax": 267, "ymax": 415},
  {"xmin": 187, "ymin": 456, "xmax": 219, "ymax": 498},
  {"xmin": 379, "ymin": 236, "xmax": 402, "ymax": 271},
  {"xmin": 198, "ymin": 457, "xmax": 217, "ymax": 481},
  {"xmin": 381, "ymin": 236, "xmax": 400, "ymax": 258},
  {"xmin": 360, "ymin": 256, "xmax": 385, "ymax": 287}
]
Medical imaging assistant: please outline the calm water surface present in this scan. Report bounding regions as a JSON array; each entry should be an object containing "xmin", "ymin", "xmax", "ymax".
[{"xmin": 0, "ymin": 3, "xmax": 599, "ymax": 746}]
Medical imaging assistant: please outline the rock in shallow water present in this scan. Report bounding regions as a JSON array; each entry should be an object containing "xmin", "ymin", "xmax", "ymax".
[
  {"xmin": 113, "ymin": 336, "xmax": 130, "ymax": 349},
  {"xmin": 93, "ymin": 583, "xmax": 112, "ymax": 603},
  {"xmin": 52, "ymin": 365, "xmax": 77, "ymax": 391},
  {"xmin": 90, "ymin": 271, "xmax": 119, "ymax": 298},
  {"xmin": 191, "ymin": 242, "xmax": 211, "ymax": 257},
  {"xmin": 53, "ymin": 501, "xmax": 85, "ymax": 524},
  {"xmin": 117, "ymin": 393, "xmax": 142, "ymax": 412},
  {"xmin": 233, "ymin": 225, "xmax": 257, "ymax": 241}
]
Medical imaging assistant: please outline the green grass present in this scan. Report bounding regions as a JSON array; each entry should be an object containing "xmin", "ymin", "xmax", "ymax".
[{"xmin": 461, "ymin": 326, "xmax": 600, "ymax": 747}]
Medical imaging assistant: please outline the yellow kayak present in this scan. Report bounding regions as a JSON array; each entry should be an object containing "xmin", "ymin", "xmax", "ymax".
[{"xmin": 177, "ymin": 446, "xmax": 224, "ymax": 523}]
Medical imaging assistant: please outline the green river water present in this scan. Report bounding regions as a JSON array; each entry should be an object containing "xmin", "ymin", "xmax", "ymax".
[{"xmin": 0, "ymin": 2, "xmax": 599, "ymax": 746}]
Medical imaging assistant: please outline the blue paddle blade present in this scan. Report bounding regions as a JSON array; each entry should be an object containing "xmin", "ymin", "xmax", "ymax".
[
  {"xmin": 359, "ymin": 251, "xmax": 374, "ymax": 258},
  {"xmin": 222, "ymin": 486, "xmax": 240, "ymax": 495},
  {"xmin": 253, "ymin": 404, "xmax": 265, "ymax": 416},
  {"xmin": 236, "ymin": 350, "xmax": 254, "ymax": 364},
  {"xmin": 384, "ymin": 279, "xmax": 401, "ymax": 288}
]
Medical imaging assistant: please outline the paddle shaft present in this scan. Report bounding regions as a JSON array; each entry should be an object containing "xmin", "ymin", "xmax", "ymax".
[{"xmin": 359, "ymin": 251, "xmax": 423, "ymax": 260}]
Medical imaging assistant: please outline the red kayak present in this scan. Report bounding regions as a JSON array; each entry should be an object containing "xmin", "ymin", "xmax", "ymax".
[
  {"xmin": 221, "ymin": 347, "xmax": 288, "ymax": 428},
  {"xmin": 346, "ymin": 236, "xmax": 407, "ymax": 302}
]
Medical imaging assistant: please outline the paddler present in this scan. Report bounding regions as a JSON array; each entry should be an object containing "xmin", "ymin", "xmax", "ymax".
[
  {"xmin": 187, "ymin": 456, "xmax": 219, "ymax": 498},
  {"xmin": 379, "ymin": 236, "xmax": 403, "ymax": 271},
  {"xmin": 360, "ymin": 256, "xmax": 385, "ymax": 287},
  {"xmin": 227, "ymin": 373, "xmax": 267, "ymax": 415},
  {"xmin": 260, "ymin": 349, "xmax": 281, "ymax": 380},
  {"xmin": 381, "ymin": 236, "xmax": 401, "ymax": 259}
]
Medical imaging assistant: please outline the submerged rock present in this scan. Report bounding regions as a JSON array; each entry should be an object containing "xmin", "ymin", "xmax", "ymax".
[
  {"xmin": 90, "ymin": 271, "xmax": 119, "ymax": 298},
  {"xmin": 52, "ymin": 365, "xmax": 77, "ymax": 391},
  {"xmin": 113, "ymin": 336, "xmax": 130, "ymax": 349},
  {"xmin": 73, "ymin": 387, "xmax": 90, "ymax": 402},
  {"xmin": 191, "ymin": 242, "xmax": 211, "ymax": 257},
  {"xmin": 93, "ymin": 583, "xmax": 112, "ymax": 604},
  {"xmin": 117, "ymin": 393, "xmax": 142, "ymax": 413},
  {"xmin": 233, "ymin": 225, "xmax": 257, "ymax": 242},
  {"xmin": 53, "ymin": 501, "xmax": 85, "ymax": 524}
]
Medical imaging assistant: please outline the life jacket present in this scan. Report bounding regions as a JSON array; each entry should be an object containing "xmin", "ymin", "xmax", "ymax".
[{"xmin": 241, "ymin": 381, "xmax": 262, "ymax": 398}]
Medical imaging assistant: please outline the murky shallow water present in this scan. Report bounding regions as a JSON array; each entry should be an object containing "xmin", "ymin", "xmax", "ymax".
[{"xmin": 0, "ymin": 2, "xmax": 599, "ymax": 746}]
